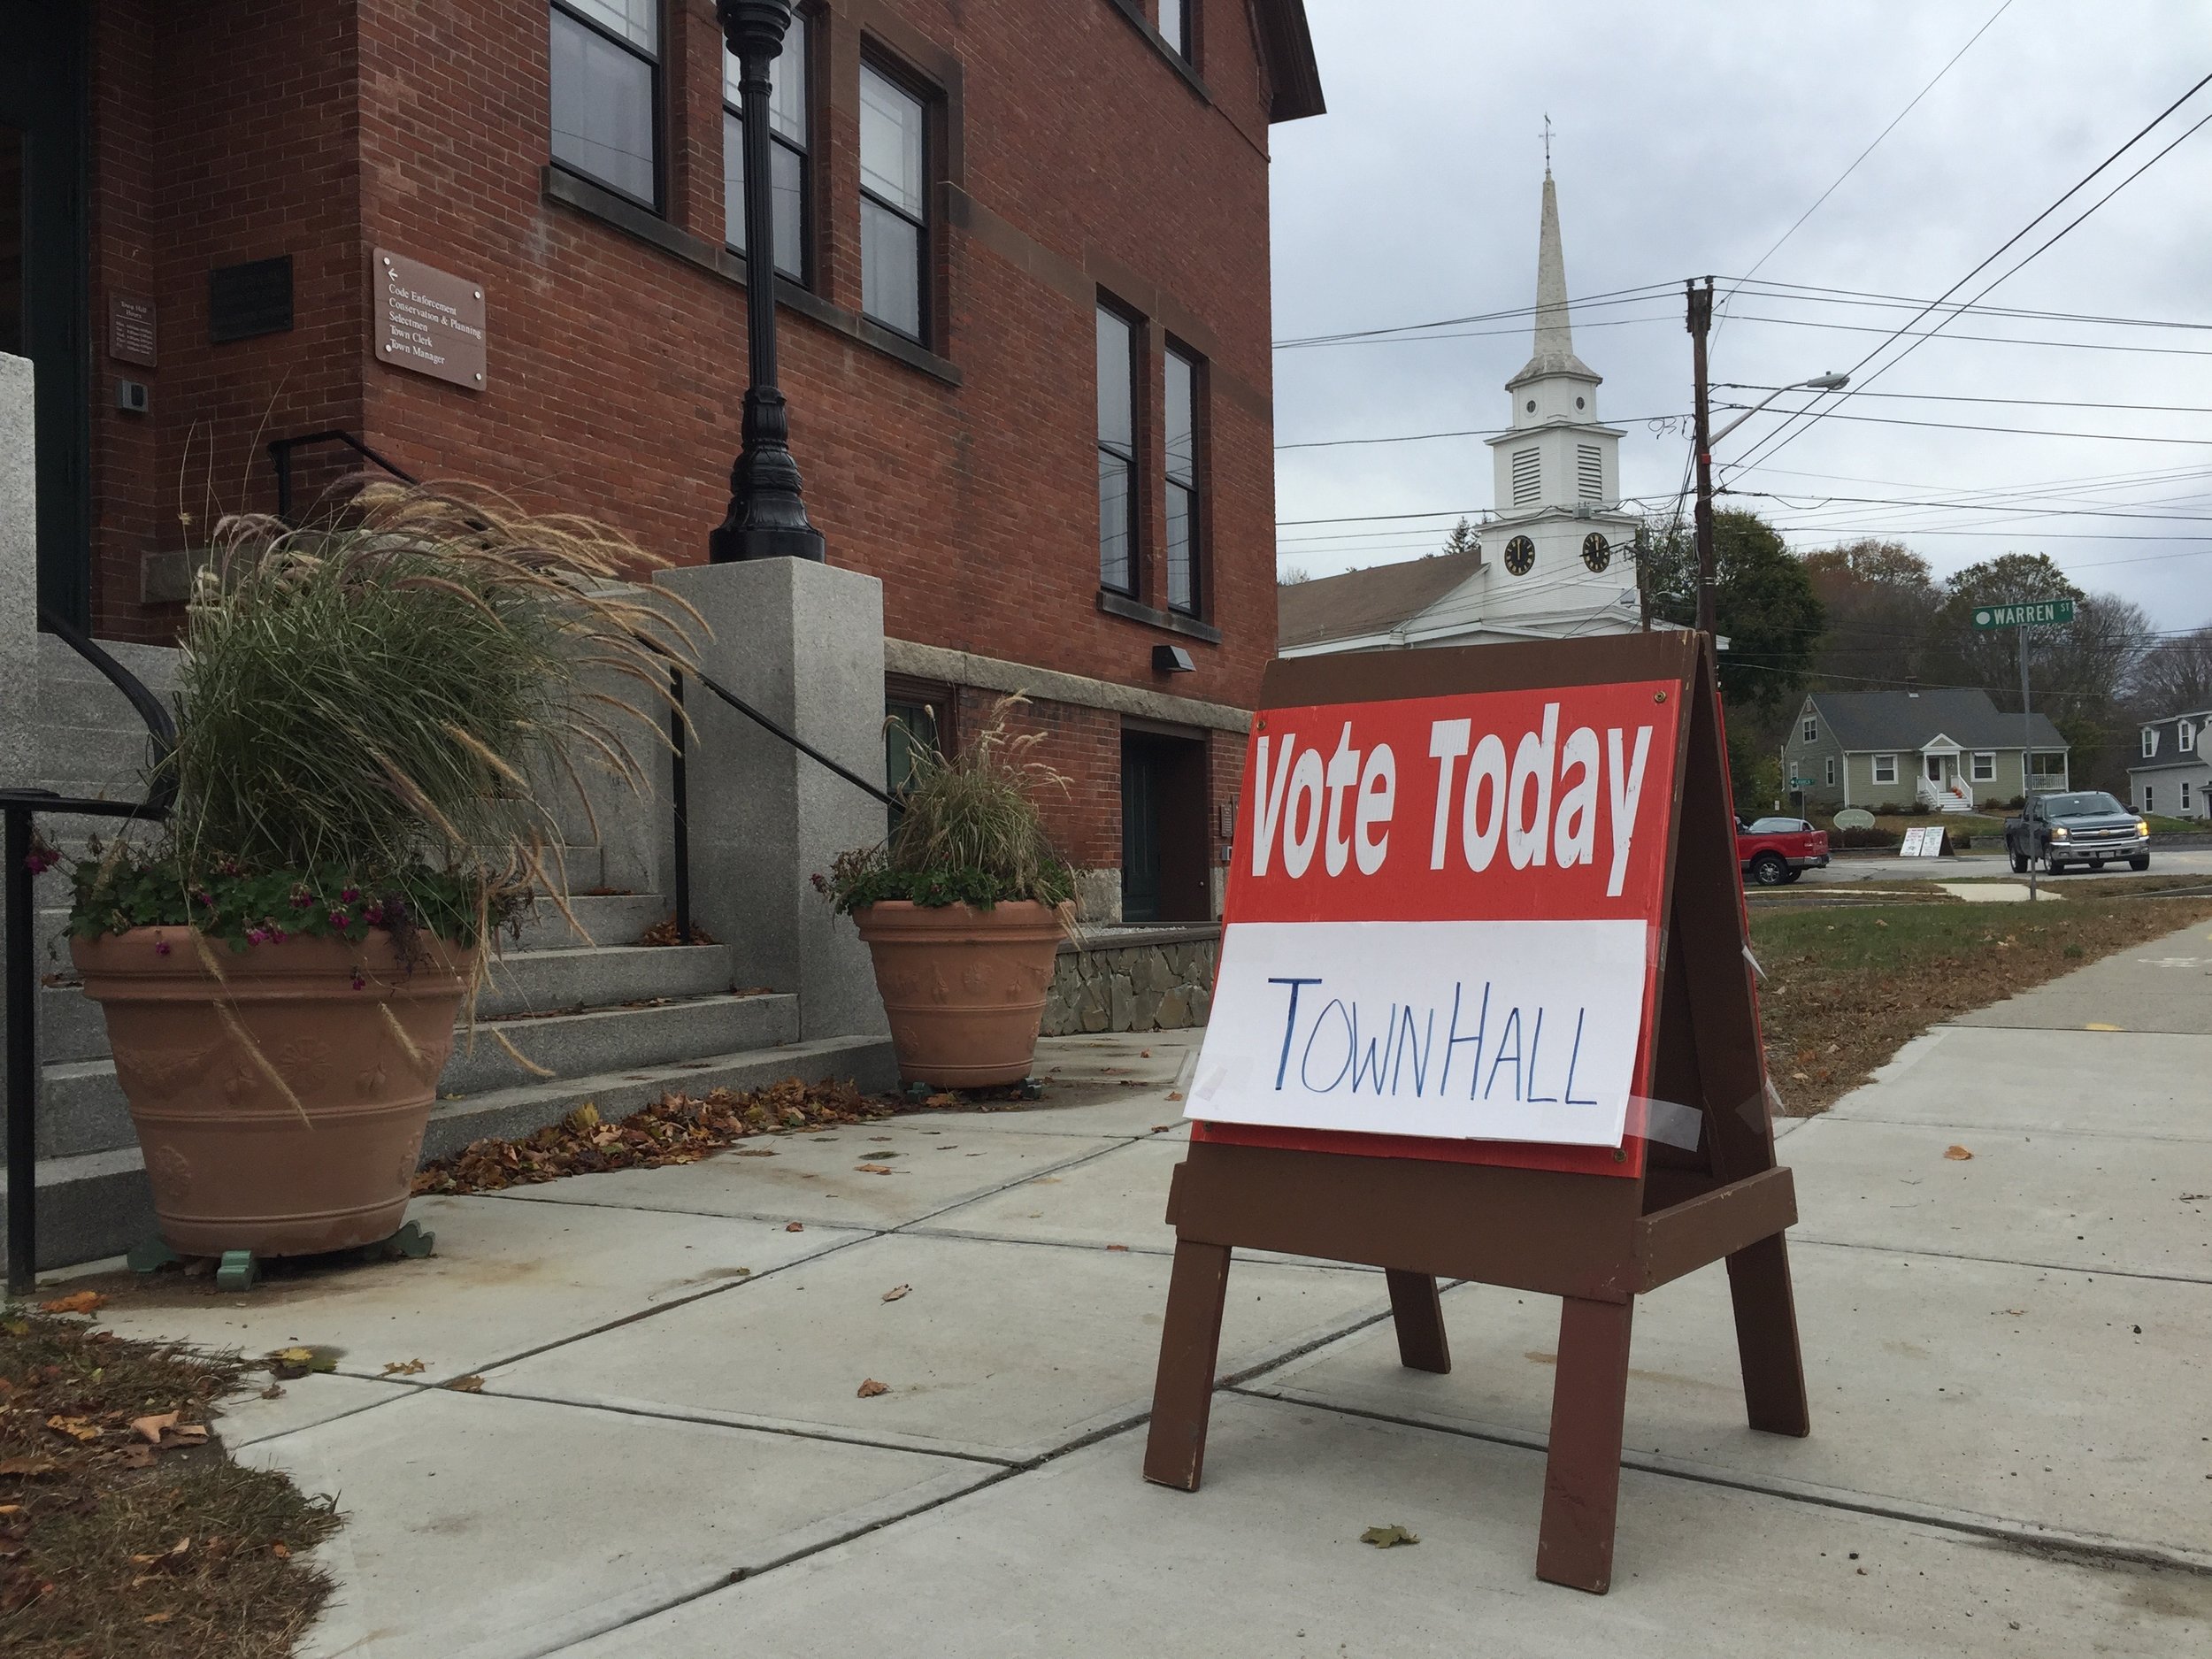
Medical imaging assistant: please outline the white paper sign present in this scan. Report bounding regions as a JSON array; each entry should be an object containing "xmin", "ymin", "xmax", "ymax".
[{"xmin": 1188, "ymin": 918, "xmax": 1649, "ymax": 1147}]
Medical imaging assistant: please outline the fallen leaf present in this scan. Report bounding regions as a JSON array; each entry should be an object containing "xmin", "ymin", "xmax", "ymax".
[
  {"xmin": 0, "ymin": 1458, "xmax": 61, "ymax": 1479},
  {"xmin": 856, "ymin": 1164, "xmax": 894, "ymax": 1175},
  {"xmin": 1152, "ymin": 1123, "xmax": 1177, "ymax": 1133},
  {"xmin": 856, "ymin": 1378, "xmax": 889, "ymax": 1398},
  {"xmin": 1165, "ymin": 1092, "xmax": 1185, "ymax": 1102},
  {"xmin": 381, "ymin": 1358, "xmax": 426, "ymax": 1376},
  {"xmin": 1361, "ymin": 1524, "xmax": 1420, "ymax": 1548},
  {"xmin": 1944, "ymin": 1145, "xmax": 1974, "ymax": 1161},
  {"xmin": 444, "ymin": 1375, "xmax": 487, "ymax": 1394},
  {"xmin": 265, "ymin": 1346, "xmax": 337, "ymax": 1379},
  {"xmin": 1141, "ymin": 1048, "xmax": 1153, "ymax": 1058},
  {"xmin": 38, "ymin": 1290, "xmax": 104, "ymax": 1317},
  {"xmin": 785, "ymin": 1222, "xmax": 805, "ymax": 1233},
  {"xmin": 272, "ymin": 1542, "xmax": 291, "ymax": 1558},
  {"xmin": 118, "ymin": 1445, "xmax": 157, "ymax": 1469},
  {"xmin": 1994, "ymin": 1308, "xmax": 2026, "ymax": 1317},
  {"xmin": 131, "ymin": 1412, "xmax": 178, "ymax": 1445},
  {"xmin": 44, "ymin": 1416, "xmax": 101, "ymax": 1444},
  {"xmin": 1106, "ymin": 1244, "xmax": 1130, "ymax": 1252},
  {"xmin": 882, "ymin": 1285, "xmax": 910, "ymax": 1302},
  {"xmin": 142, "ymin": 1611, "xmax": 175, "ymax": 1624},
  {"xmin": 167, "ymin": 1424, "xmax": 208, "ymax": 1445},
  {"xmin": 259, "ymin": 1383, "xmax": 286, "ymax": 1401}
]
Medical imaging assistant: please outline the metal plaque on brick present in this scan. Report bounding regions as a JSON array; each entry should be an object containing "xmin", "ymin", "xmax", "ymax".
[
  {"xmin": 109, "ymin": 296, "xmax": 157, "ymax": 366},
  {"xmin": 373, "ymin": 250, "xmax": 487, "ymax": 391}
]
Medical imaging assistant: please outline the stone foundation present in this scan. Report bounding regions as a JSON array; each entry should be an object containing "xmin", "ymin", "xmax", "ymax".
[{"xmin": 1041, "ymin": 925, "xmax": 1217, "ymax": 1036}]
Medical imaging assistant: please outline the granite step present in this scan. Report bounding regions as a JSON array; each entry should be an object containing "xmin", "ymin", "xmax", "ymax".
[{"xmin": 1, "ymin": 1033, "xmax": 898, "ymax": 1279}]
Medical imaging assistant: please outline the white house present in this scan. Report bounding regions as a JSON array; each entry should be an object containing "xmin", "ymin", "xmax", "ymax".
[
  {"xmin": 2129, "ymin": 708, "xmax": 2211, "ymax": 818},
  {"xmin": 1279, "ymin": 165, "xmax": 1647, "ymax": 657}
]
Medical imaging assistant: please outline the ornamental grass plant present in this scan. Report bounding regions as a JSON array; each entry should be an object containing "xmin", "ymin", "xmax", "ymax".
[
  {"xmin": 820, "ymin": 697, "xmax": 1077, "ymax": 915},
  {"xmin": 69, "ymin": 481, "xmax": 695, "ymax": 967}
]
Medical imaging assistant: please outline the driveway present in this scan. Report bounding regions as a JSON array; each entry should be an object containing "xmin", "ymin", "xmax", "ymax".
[{"xmin": 55, "ymin": 929, "xmax": 2212, "ymax": 1657}]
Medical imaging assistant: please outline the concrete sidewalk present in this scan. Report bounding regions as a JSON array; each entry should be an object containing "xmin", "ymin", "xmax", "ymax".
[{"xmin": 63, "ymin": 925, "xmax": 2212, "ymax": 1656}]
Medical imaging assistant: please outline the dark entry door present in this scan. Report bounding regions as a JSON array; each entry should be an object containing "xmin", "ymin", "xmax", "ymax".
[
  {"xmin": 1120, "ymin": 728, "xmax": 1210, "ymax": 925},
  {"xmin": 0, "ymin": 3, "xmax": 90, "ymax": 627},
  {"xmin": 1120, "ymin": 739, "xmax": 1164, "ymax": 922}
]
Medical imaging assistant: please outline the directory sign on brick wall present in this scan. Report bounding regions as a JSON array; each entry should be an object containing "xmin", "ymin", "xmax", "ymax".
[{"xmin": 373, "ymin": 250, "xmax": 487, "ymax": 391}]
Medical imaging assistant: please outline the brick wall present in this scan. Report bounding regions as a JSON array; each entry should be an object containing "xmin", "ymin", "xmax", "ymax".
[{"xmin": 83, "ymin": 0, "xmax": 1286, "ymax": 883}]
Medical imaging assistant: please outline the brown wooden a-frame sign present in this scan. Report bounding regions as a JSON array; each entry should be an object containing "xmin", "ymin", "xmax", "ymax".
[{"xmin": 1142, "ymin": 631, "xmax": 1807, "ymax": 1594}]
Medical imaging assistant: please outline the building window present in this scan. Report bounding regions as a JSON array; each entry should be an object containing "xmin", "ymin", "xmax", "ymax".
[
  {"xmin": 859, "ymin": 61, "xmax": 927, "ymax": 340},
  {"xmin": 723, "ymin": 10, "xmax": 808, "ymax": 282},
  {"xmin": 1576, "ymin": 442, "xmax": 1602, "ymax": 503},
  {"xmin": 1097, "ymin": 303, "xmax": 1139, "ymax": 595},
  {"xmin": 2183, "ymin": 721, "xmax": 2198, "ymax": 754},
  {"xmin": 1801, "ymin": 714, "xmax": 1817, "ymax": 742},
  {"xmin": 1971, "ymin": 751, "xmax": 1995, "ymax": 783},
  {"xmin": 2143, "ymin": 727, "xmax": 2158, "ymax": 757},
  {"xmin": 1510, "ymin": 448, "xmax": 1540, "ymax": 507},
  {"xmin": 1159, "ymin": 0, "xmax": 1194, "ymax": 60},
  {"xmin": 1824, "ymin": 756, "xmax": 1836, "ymax": 787},
  {"xmin": 550, "ymin": 0, "xmax": 660, "ymax": 209},
  {"xmin": 2184, "ymin": 781, "xmax": 2193, "ymax": 812},
  {"xmin": 1164, "ymin": 344, "xmax": 1201, "ymax": 616},
  {"xmin": 1872, "ymin": 754, "xmax": 1897, "ymax": 786},
  {"xmin": 2144, "ymin": 785, "xmax": 2155, "ymax": 814}
]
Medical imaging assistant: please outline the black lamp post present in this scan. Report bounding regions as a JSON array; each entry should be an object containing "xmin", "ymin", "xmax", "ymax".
[{"xmin": 710, "ymin": 0, "xmax": 825, "ymax": 563}]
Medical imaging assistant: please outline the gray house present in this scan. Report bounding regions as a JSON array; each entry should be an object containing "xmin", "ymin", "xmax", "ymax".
[
  {"xmin": 2128, "ymin": 709, "xmax": 2211, "ymax": 819},
  {"xmin": 1785, "ymin": 690, "xmax": 2070, "ymax": 814}
]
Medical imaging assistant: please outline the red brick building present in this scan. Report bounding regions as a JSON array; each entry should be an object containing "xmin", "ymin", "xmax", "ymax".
[{"xmin": 3, "ymin": 0, "xmax": 1321, "ymax": 920}]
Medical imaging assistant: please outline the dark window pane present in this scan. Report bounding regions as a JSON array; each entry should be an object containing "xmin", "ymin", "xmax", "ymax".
[
  {"xmin": 1096, "ymin": 308, "xmax": 1133, "ymax": 448},
  {"xmin": 1164, "ymin": 349, "xmax": 1194, "ymax": 483},
  {"xmin": 722, "ymin": 120, "xmax": 807, "ymax": 281},
  {"xmin": 860, "ymin": 197, "xmax": 921, "ymax": 336},
  {"xmin": 566, "ymin": 0, "xmax": 656, "ymax": 50},
  {"xmin": 1166, "ymin": 481, "xmax": 1194, "ymax": 612},
  {"xmin": 1100, "ymin": 451, "xmax": 1133, "ymax": 592},
  {"xmin": 551, "ymin": 8, "xmax": 656, "ymax": 204},
  {"xmin": 859, "ymin": 65, "xmax": 926, "ymax": 215}
]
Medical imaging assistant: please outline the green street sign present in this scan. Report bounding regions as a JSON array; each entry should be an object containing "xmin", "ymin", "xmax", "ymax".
[{"xmin": 1971, "ymin": 598, "xmax": 2075, "ymax": 629}]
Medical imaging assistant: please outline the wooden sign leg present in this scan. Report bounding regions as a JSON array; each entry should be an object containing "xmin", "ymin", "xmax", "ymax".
[
  {"xmin": 1725, "ymin": 1233, "xmax": 1810, "ymax": 1437},
  {"xmin": 1142, "ymin": 1239, "xmax": 1234, "ymax": 1491},
  {"xmin": 1384, "ymin": 1270, "xmax": 1451, "ymax": 1373},
  {"xmin": 1535, "ymin": 1294, "xmax": 1635, "ymax": 1593}
]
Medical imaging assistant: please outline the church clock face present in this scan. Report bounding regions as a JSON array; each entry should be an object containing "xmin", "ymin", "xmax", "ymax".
[
  {"xmin": 1503, "ymin": 535, "xmax": 1535, "ymax": 576},
  {"xmin": 1581, "ymin": 532, "xmax": 1611, "ymax": 572}
]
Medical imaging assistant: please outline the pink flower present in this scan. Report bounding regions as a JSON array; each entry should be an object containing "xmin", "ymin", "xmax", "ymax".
[
  {"xmin": 23, "ymin": 848, "xmax": 59, "ymax": 876},
  {"xmin": 349, "ymin": 971, "xmax": 366, "ymax": 991},
  {"xmin": 246, "ymin": 927, "xmax": 269, "ymax": 946},
  {"xmin": 154, "ymin": 939, "xmax": 172, "ymax": 956},
  {"xmin": 364, "ymin": 901, "xmax": 387, "ymax": 926},
  {"xmin": 340, "ymin": 886, "xmax": 359, "ymax": 903},
  {"xmin": 271, "ymin": 926, "xmax": 288, "ymax": 944},
  {"xmin": 329, "ymin": 910, "xmax": 351, "ymax": 929},
  {"xmin": 290, "ymin": 889, "xmax": 313, "ymax": 910}
]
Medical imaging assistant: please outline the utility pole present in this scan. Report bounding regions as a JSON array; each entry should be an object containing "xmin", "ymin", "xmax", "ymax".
[
  {"xmin": 1687, "ymin": 277, "xmax": 1717, "ymax": 636},
  {"xmin": 2021, "ymin": 620, "xmax": 2039, "ymax": 902}
]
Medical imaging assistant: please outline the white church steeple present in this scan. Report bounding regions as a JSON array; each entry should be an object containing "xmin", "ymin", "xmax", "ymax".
[{"xmin": 1509, "ymin": 166, "xmax": 1598, "ymax": 391}]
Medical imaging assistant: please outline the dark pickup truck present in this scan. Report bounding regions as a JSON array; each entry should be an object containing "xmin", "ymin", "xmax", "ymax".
[{"xmin": 2004, "ymin": 791, "xmax": 2150, "ymax": 874}]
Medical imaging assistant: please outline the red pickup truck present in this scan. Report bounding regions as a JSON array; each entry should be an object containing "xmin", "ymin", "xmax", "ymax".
[{"xmin": 1736, "ymin": 817, "xmax": 1830, "ymax": 887}]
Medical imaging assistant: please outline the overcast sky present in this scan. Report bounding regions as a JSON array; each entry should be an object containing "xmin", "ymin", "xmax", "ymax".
[{"xmin": 1267, "ymin": 2, "xmax": 2212, "ymax": 634}]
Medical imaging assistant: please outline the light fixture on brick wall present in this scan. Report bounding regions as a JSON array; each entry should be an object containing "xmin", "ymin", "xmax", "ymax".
[{"xmin": 710, "ymin": 0, "xmax": 826, "ymax": 565}]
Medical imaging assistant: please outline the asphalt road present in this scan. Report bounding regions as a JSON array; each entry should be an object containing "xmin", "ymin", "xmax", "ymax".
[{"xmin": 1796, "ymin": 845, "xmax": 2212, "ymax": 887}]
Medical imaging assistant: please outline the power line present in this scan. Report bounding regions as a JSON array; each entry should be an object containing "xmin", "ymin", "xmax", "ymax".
[
  {"xmin": 1717, "ymin": 275, "xmax": 2212, "ymax": 336},
  {"xmin": 1729, "ymin": 71, "xmax": 2212, "ymax": 476},
  {"xmin": 1726, "ymin": 488, "xmax": 2212, "ymax": 525},
  {"xmin": 1275, "ymin": 412, "xmax": 1686, "ymax": 451},
  {"xmin": 1716, "ymin": 0, "xmax": 2016, "ymax": 332},
  {"xmin": 1718, "ymin": 384, "xmax": 2212, "ymax": 418},
  {"xmin": 1271, "ymin": 282, "xmax": 1682, "ymax": 350}
]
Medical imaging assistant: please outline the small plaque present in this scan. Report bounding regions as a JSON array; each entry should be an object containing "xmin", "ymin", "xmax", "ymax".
[
  {"xmin": 209, "ymin": 256, "xmax": 295, "ymax": 343},
  {"xmin": 373, "ymin": 250, "xmax": 487, "ymax": 391},
  {"xmin": 110, "ymin": 296, "xmax": 157, "ymax": 366}
]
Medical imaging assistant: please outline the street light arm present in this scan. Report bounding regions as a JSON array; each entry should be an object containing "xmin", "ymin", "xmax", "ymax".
[{"xmin": 1709, "ymin": 373, "xmax": 1848, "ymax": 447}]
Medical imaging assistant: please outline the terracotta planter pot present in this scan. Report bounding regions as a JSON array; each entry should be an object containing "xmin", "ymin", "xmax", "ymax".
[
  {"xmin": 852, "ymin": 900, "xmax": 1064, "ymax": 1087},
  {"xmin": 72, "ymin": 928, "xmax": 474, "ymax": 1258}
]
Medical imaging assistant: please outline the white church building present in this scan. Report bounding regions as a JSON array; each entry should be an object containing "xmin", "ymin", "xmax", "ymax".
[{"xmin": 1279, "ymin": 169, "xmax": 1649, "ymax": 657}]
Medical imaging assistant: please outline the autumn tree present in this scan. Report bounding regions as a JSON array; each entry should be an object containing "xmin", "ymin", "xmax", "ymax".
[{"xmin": 1800, "ymin": 539, "xmax": 1941, "ymax": 688}]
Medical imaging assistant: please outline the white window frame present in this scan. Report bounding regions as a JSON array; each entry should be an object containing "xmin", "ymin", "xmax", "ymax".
[
  {"xmin": 1872, "ymin": 753, "xmax": 1898, "ymax": 786},
  {"xmin": 1970, "ymin": 752, "xmax": 1995, "ymax": 783},
  {"xmin": 2183, "ymin": 722, "xmax": 2198, "ymax": 754},
  {"xmin": 1824, "ymin": 756, "xmax": 1836, "ymax": 787},
  {"xmin": 2143, "ymin": 727, "xmax": 2158, "ymax": 757},
  {"xmin": 1801, "ymin": 715, "xmax": 1817, "ymax": 742},
  {"xmin": 2144, "ymin": 785, "xmax": 2155, "ymax": 814},
  {"xmin": 2183, "ymin": 781, "xmax": 2193, "ymax": 812}
]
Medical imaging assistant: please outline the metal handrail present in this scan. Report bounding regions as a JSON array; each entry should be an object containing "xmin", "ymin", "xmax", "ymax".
[
  {"xmin": 269, "ymin": 429, "xmax": 421, "ymax": 521},
  {"xmin": 6, "ymin": 615, "xmax": 175, "ymax": 1294}
]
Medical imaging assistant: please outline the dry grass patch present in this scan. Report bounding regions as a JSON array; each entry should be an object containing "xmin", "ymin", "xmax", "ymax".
[
  {"xmin": 0, "ymin": 1307, "xmax": 339, "ymax": 1658},
  {"xmin": 1753, "ymin": 882, "xmax": 2212, "ymax": 1115}
]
